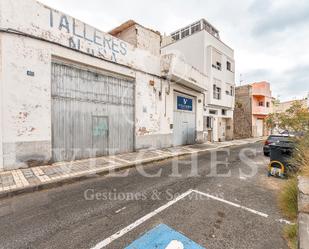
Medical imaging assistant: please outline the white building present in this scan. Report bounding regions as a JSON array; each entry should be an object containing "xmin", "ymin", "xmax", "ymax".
[
  {"xmin": 162, "ymin": 19, "xmax": 235, "ymax": 142},
  {"xmin": 0, "ymin": 1, "xmax": 208, "ymax": 171}
]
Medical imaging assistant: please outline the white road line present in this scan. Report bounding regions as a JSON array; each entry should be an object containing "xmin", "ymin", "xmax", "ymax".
[
  {"xmin": 90, "ymin": 189, "xmax": 289, "ymax": 249},
  {"xmin": 277, "ymin": 218, "xmax": 294, "ymax": 225},
  {"xmin": 115, "ymin": 207, "xmax": 126, "ymax": 214},
  {"xmin": 90, "ymin": 189, "xmax": 193, "ymax": 249},
  {"xmin": 193, "ymin": 190, "xmax": 269, "ymax": 218}
]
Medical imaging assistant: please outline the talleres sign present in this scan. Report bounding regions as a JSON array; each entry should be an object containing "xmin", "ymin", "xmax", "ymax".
[{"xmin": 47, "ymin": 7, "xmax": 128, "ymax": 63}]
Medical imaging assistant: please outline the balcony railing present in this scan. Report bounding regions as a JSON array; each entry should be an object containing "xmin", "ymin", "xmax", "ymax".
[
  {"xmin": 252, "ymin": 88, "xmax": 271, "ymax": 97},
  {"xmin": 252, "ymin": 106, "xmax": 271, "ymax": 115},
  {"xmin": 161, "ymin": 54, "xmax": 208, "ymax": 92}
]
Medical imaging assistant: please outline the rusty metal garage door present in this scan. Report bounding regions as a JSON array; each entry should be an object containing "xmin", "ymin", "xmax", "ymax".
[{"xmin": 51, "ymin": 61, "xmax": 134, "ymax": 162}]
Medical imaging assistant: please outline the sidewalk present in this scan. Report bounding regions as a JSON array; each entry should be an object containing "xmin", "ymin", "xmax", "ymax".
[{"xmin": 0, "ymin": 137, "xmax": 264, "ymax": 198}]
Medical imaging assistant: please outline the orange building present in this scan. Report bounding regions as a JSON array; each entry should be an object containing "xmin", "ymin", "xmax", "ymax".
[{"xmin": 234, "ymin": 81, "xmax": 273, "ymax": 138}]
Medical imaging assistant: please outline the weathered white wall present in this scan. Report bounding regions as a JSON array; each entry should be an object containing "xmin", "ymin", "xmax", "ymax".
[
  {"xmin": 0, "ymin": 0, "xmax": 206, "ymax": 169},
  {"xmin": 0, "ymin": 32, "xmax": 138, "ymax": 169},
  {"xmin": 0, "ymin": 33, "xmax": 3, "ymax": 170},
  {"xmin": 0, "ymin": 0, "xmax": 161, "ymax": 76},
  {"xmin": 135, "ymin": 25, "xmax": 161, "ymax": 57},
  {"xmin": 162, "ymin": 31, "xmax": 206, "ymax": 75},
  {"xmin": 162, "ymin": 30, "xmax": 235, "ymax": 108}
]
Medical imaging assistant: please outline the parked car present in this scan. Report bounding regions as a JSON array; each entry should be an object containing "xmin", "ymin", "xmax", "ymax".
[{"xmin": 263, "ymin": 134, "xmax": 291, "ymax": 156}]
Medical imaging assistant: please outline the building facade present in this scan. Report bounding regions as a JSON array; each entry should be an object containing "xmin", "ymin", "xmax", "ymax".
[
  {"xmin": 234, "ymin": 81, "xmax": 273, "ymax": 138},
  {"xmin": 161, "ymin": 19, "xmax": 235, "ymax": 142},
  {"xmin": 273, "ymin": 97, "xmax": 309, "ymax": 113},
  {"xmin": 0, "ymin": 0, "xmax": 208, "ymax": 171}
]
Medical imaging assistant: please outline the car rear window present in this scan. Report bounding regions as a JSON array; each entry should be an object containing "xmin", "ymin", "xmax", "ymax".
[{"xmin": 268, "ymin": 136, "xmax": 290, "ymax": 142}]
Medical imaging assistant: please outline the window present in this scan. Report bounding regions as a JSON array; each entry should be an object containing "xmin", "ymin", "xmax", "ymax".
[
  {"xmin": 227, "ymin": 61, "xmax": 232, "ymax": 71},
  {"xmin": 191, "ymin": 22, "xmax": 201, "ymax": 34},
  {"xmin": 213, "ymin": 85, "xmax": 221, "ymax": 99},
  {"xmin": 171, "ymin": 32, "xmax": 180, "ymax": 41},
  {"xmin": 230, "ymin": 86, "xmax": 234, "ymax": 96},
  {"xmin": 222, "ymin": 109, "xmax": 227, "ymax": 116},
  {"xmin": 212, "ymin": 50, "xmax": 222, "ymax": 71},
  {"xmin": 181, "ymin": 28, "xmax": 190, "ymax": 38},
  {"xmin": 209, "ymin": 110, "xmax": 217, "ymax": 115},
  {"xmin": 258, "ymin": 101, "xmax": 264, "ymax": 106},
  {"xmin": 206, "ymin": 116, "xmax": 212, "ymax": 128},
  {"xmin": 266, "ymin": 102, "xmax": 270, "ymax": 108},
  {"xmin": 216, "ymin": 61, "xmax": 222, "ymax": 71}
]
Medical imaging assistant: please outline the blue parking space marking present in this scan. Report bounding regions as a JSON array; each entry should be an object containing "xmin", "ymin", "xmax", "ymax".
[{"xmin": 125, "ymin": 224, "xmax": 205, "ymax": 249}]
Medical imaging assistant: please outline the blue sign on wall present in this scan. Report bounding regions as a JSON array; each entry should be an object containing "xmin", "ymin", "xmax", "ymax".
[
  {"xmin": 177, "ymin": 96, "xmax": 193, "ymax": 111},
  {"xmin": 125, "ymin": 224, "xmax": 205, "ymax": 249}
]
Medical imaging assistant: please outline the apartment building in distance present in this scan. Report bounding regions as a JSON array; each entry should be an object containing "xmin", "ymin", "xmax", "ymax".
[
  {"xmin": 161, "ymin": 19, "xmax": 235, "ymax": 142},
  {"xmin": 234, "ymin": 81, "xmax": 273, "ymax": 138},
  {"xmin": 273, "ymin": 96, "xmax": 309, "ymax": 113}
]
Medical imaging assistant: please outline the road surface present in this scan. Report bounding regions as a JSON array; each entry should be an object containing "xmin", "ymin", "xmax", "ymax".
[{"xmin": 0, "ymin": 142, "xmax": 289, "ymax": 249}]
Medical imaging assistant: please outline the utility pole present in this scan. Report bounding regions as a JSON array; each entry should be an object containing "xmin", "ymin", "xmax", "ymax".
[{"xmin": 239, "ymin": 73, "xmax": 243, "ymax": 86}]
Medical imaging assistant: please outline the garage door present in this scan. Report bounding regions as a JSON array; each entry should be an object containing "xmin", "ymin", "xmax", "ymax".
[
  {"xmin": 256, "ymin": 119, "xmax": 264, "ymax": 137},
  {"xmin": 173, "ymin": 92, "xmax": 196, "ymax": 146},
  {"xmin": 51, "ymin": 61, "xmax": 134, "ymax": 162}
]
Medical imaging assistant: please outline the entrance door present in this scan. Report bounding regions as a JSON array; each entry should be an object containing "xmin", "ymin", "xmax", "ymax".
[
  {"xmin": 256, "ymin": 119, "xmax": 264, "ymax": 137},
  {"xmin": 92, "ymin": 116, "xmax": 109, "ymax": 157},
  {"xmin": 181, "ymin": 121, "xmax": 189, "ymax": 145},
  {"xmin": 173, "ymin": 92, "xmax": 196, "ymax": 146}
]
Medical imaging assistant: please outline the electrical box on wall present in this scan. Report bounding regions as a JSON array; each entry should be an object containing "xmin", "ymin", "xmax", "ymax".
[{"xmin": 27, "ymin": 70, "xmax": 35, "ymax": 76}]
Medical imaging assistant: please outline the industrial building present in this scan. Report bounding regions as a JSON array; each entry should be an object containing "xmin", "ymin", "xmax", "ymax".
[{"xmin": 0, "ymin": 0, "xmax": 208, "ymax": 170}]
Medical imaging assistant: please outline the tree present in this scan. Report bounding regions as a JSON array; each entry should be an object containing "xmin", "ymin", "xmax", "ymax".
[{"xmin": 266, "ymin": 101, "xmax": 309, "ymax": 134}]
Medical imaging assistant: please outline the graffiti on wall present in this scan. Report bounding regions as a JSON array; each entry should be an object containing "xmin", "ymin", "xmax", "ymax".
[{"xmin": 47, "ymin": 8, "xmax": 127, "ymax": 63}]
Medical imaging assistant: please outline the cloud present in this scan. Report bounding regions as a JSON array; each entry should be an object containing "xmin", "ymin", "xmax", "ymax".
[
  {"xmin": 242, "ymin": 65, "xmax": 309, "ymax": 101},
  {"xmin": 250, "ymin": 0, "xmax": 309, "ymax": 36}
]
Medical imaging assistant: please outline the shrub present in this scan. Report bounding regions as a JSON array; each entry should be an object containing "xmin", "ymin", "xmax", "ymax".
[
  {"xmin": 283, "ymin": 224, "xmax": 298, "ymax": 249},
  {"xmin": 278, "ymin": 177, "xmax": 298, "ymax": 220},
  {"xmin": 290, "ymin": 132, "xmax": 309, "ymax": 176}
]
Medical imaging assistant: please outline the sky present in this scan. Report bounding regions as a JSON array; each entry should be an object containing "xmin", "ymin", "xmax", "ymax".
[{"xmin": 38, "ymin": 0, "xmax": 309, "ymax": 101}]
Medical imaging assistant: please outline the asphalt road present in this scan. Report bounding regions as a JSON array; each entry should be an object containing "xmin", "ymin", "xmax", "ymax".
[{"xmin": 0, "ymin": 142, "xmax": 289, "ymax": 249}]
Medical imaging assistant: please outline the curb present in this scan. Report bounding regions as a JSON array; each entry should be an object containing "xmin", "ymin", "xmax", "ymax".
[{"xmin": 0, "ymin": 139, "xmax": 263, "ymax": 199}]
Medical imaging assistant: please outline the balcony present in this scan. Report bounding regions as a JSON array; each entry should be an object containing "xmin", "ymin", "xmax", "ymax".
[
  {"xmin": 252, "ymin": 106, "xmax": 271, "ymax": 115},
  {"xmin": 252, "ymin": 86, "xmax": 271, "ymax": 97},
  {"xmin": 161, "ymin": 54, "xmax": 208, "ymax": 92}
]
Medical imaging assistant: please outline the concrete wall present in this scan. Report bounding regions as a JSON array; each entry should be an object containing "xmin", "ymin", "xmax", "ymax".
[
  {"xmin": 112, "ymin": 23, "xmax": 161, "ymax": 57},
  {"xmin": 234, "ymin": 85, "xmax": 253, "ymax": 139},
  {"xmin": 298, "ymin": 176, "xmax": 309, "ymax": 249},
  {"xmin": 135, "ymin": 72, "xmax": 172, "ymax": 149},
  {"xmin": 0, "ymin": 0, "xmax": 206, "ymax": 170},
  {"xmin": 0, "ymin": 33, "xmax": 3, "ymax": 170}
]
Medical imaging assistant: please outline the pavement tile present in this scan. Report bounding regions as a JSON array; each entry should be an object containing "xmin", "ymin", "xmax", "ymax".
[{"xmin": 0, "ymin": 138, "xmax": 263, "ymax": 196}]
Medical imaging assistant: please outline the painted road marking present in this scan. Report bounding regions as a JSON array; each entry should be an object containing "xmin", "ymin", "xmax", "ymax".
[
  {"xmin": 193, "ymin": 190, "xmax": 269, "ymax": 218},
  {"xmin": 124, "ymin": 224, "xmax": 205, "ymax": 249},
  {"xmin": 115, "ymin": 207, "xmax": 126, "ymax": 214},
  {"xmin": 90, "ymin": 189, "xmax": 288, "ymax": 249},
  {"xmin": 90, "ymin": 190, "xmax": 194, "ymax": 249},
  {"xmin": 166, "ymin": 240, "xmax": 184, "ymax": 249}
]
